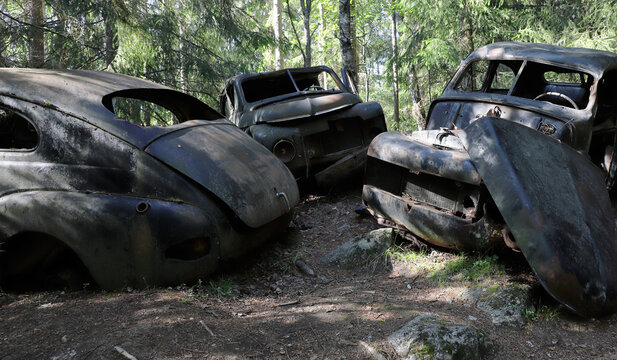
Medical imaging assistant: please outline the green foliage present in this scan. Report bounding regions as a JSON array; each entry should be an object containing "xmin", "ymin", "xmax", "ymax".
[
  {"xmin": 525, "ymin": 305, "xmax": 561, "ymax": 322},
  {"xmin": 182, "ymin": 278, "xmax": 237, "ymax": 302},
  {"xmin": 387, "ymin": 243, "xmax": 429, "ymax": 264},
  {"xmin": 431, "ymin": 254, "xmax": 504, "ymax": 286},
  {"xmin": 388, "ymin": 243, "xmax": 505, "ymax": 286},
  {"xmin": 3, "ymin": 0, "xmax": 617, "ymax": 126}
]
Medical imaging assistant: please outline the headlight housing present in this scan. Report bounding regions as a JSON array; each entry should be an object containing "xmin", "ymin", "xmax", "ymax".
[{"xmin": 273, "ymin": 139, "xmax": 296, "ymax": 163}]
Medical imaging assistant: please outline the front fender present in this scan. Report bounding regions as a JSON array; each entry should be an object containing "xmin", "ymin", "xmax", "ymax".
[{"xmin": 461, "ymin": 117, "xmax": 617, "ymax": 317}]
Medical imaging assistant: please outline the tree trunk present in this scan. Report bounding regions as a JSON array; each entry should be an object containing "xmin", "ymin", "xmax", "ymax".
[
  {"xmin": 273, "ymin": 0, "xmax": 284, "ymax": 70},
  {"xmin": 103, "ymin": 6, "xmax": 117, "ymax": 69},
  {"xmin": 318, "ymin": 2, "xmax": 327, "ymax": 87},
  {"xmin": 409, "ymin": 65, "xmax": 426, "ymax": 130},
  {"xmin": 29, "ymin": 0, "xmax": 44, "ymax": 68},
  {"xmin": 178, "ymin": 22, "xmax": 187, "ymax": 92},
  {"xmin": 338, "ymin": 0, "xmax": 357, "ymax": 84},
  {"xmin": 363, "ymin": 43, "xmax": 369, "ymax": 101},
  {"xmin": 462, "ymin": 0, "xmax": 475, "ymax": 88},
  {"xmin": 391, "ymin": 11, "xmax": 399, "ymax": 124},
  {"xmin": 300, "ymin": 0, "xmax": 312, "ymax": 67}
]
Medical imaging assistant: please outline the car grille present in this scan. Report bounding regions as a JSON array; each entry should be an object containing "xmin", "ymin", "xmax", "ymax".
[{"xmin": 308, "ymin": 118, "xmax": 365, "ymax": 155}]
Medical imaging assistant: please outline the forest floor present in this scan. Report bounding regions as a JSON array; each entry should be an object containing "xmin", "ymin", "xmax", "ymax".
[{"xmin": 1, "ymin": 186, "xmax": 617, "ymax": 360}]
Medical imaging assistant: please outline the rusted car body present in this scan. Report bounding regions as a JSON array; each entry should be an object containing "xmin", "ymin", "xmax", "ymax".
[
  {"xmin": 363, "ymin": 42, "xmax": 617, "ymax": 317},
  {"xmin": 220, "ymin": 66, "xmax": 386, "ymax": 187},
  {"xmin": 0, "ymin": 68, "xmax": 299, "ymax": 290}
]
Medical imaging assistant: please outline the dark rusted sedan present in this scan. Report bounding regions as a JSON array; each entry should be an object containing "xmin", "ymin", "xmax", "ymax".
[
  {"xmin": 363, "ymin": 42, "xmax": 617, "ymax": 317},
  {"xmin": 220, "ymin": 66, "xmax": 386, "ymax": 187},
  {"xmin": 0, "ymin": 68, "xmax": 299, "ymax": 290}
]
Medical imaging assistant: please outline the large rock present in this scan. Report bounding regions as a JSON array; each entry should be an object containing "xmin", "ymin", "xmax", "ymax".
[
  {"xmin": 319, "ymin": 228, "xmax": 397, "ymax": 273},
  {"xmin": 476, "ymin": 284, "xmax": 532, "ymax": 327},
  {"xmin": 388, "ymin": 314, "xmax": 493, "ymax": 360}
]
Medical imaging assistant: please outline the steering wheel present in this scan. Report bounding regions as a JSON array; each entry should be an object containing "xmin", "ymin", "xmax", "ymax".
[
  {"xmin": 534, "ymin": 92, "xmax": 579, "ymax": 110},
  {"xmin": 303, "ymin": 85, "xmax": 324, "ymax": 91}
]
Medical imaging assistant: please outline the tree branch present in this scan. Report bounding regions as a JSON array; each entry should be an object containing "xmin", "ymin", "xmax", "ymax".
[{"xmin": 285, "ymin": 0, "xmax": 306, "ymax": 62}]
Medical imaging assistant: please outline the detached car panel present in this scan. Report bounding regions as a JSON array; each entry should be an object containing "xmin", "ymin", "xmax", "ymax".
[
  {"xmin": 0, "ymin": 68, "xmax": 299, "ymax": 290},
  {"xmin": 220, "ymin": 66, "xmax": 386, "ymax": 187},
  {"xmin": 363, "ymin": 42, "xmax": 617, "ymax": 317}
]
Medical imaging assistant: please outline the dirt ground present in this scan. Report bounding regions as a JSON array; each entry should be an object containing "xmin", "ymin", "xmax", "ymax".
[{"xmin": 2, "ymin": 187, "xmax": 617, "ymax": 360}]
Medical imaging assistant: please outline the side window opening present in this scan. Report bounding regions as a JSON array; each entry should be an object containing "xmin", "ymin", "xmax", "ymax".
[
  {"xmin": 595, "ymin": 70, "xmax": 617, "ymax": 124},
  {"xmin": 0, "ymin": 108, "xmax": 38, "ymax": 150}
]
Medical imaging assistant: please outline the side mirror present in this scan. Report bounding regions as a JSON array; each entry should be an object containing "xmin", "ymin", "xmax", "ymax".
[{"xmin": 341, "ymin": 67, "xmax": 358, "ymax": 95}]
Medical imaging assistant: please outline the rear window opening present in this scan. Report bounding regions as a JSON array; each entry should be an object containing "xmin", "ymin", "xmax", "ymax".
[
  {"xmin": 102, "ymin": 89, "xmax": 222, "ymax": 127},
  {"xmin": 454, "ymin": 60, "xmax": 592, "ymax": 109},
  {"xmin": 111, "ymin": 97, "xmax": 180, "ymax": 127},
  {"xmin": 241, "ymin": 68, "xmax": 343, "ymax": 103},
  {"xmin": 0, "ymin": 108, "xmax": 38, "ymax": 150}
]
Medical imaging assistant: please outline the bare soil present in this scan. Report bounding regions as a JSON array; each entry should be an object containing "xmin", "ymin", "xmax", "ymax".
[{"xmin": 1, "ymin": 187, "xmax": 617, "ymax": 359}]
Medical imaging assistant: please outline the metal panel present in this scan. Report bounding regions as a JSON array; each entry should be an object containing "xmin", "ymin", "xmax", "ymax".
[
  {"xmin": 145, "ymin": 124, "xmax": 299, "ymax": 228},
  {"xmin": 462, "ymin": 116, "xmax": 617, "ymax": 317}
]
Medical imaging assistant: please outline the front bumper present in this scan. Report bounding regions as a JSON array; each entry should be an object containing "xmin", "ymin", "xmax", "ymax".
[{"xmin": 363, "ymin": 185, "xmax": 502, "ymax": 250}]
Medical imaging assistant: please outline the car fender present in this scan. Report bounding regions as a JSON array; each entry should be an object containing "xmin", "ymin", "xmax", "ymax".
[
  {"xmin": 460, "ymin": 117, "xmax": 617, "ymax": 317},
  {"xmin": 0, "ymin": 190, "xmax": 221, "ymax": 290}
]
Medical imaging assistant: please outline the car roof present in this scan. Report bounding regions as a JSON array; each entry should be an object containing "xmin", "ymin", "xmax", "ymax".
[
  {"xmin": 468, "ymin": 42, "xmax": 617, "ymax": 78},
  {"xmin": 0, "ymin": 68, "xmax": 169, "ymax": 116},
  {"xmin": 0, "ymin": 68, "xmax": 221, "ymax": 148}
]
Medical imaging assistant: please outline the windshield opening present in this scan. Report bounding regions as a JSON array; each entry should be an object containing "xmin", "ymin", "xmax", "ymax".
[
  {"xmin": 241, "ymin": 68, "xmax": 343, "ymax": 103},
  {"xmin": 454, "ymin": 60, "xmax": 592, "ymax": 109}
]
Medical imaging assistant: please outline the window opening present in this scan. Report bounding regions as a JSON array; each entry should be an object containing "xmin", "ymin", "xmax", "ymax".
[{"xmin": 0, "ymin": 108, "xmax": 38, "ymax": 150}]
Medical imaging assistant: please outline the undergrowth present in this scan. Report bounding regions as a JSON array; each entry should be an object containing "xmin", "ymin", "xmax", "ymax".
[{"xmin": 387, "ymin": 243, "xmax": 506, "ymax": 286}]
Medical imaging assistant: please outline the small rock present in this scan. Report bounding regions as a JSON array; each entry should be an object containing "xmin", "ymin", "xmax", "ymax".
[
  {"xmin": 388, "ymin": 313, "xmax": 493, "ymax": 360},
  {"xmin": 319, "ymin": 228, "xmax": 398, "ymax": 273},
  {"xmin": 337, "ymin": 224, "xmax": 351, "ymax": 233},
  {"xmin": 295, "ymin": 259, "xmax": 316, "ymax": 277},
  {"xmin": 457, "ymin": 287, "xmax": 484, "ymax": 303},
  {"xmin": 476, "ymin": 285, "xmax": 532, "ymax": 327},
  {"xmin": 61, "ymin": 335, "xmax": 68, "ymax": 343},
  {"xmin": 468, "ymin": 316, "xmax": 477, "ymax": 321}
]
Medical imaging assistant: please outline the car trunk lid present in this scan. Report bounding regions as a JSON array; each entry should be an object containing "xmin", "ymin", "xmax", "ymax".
[{"xmin": 145, "ymin": 122, "xmax": 299, "ymax": 228}]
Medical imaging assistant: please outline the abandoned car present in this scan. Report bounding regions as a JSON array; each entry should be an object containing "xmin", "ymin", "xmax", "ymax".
[
  {"xmin": 220, "ymin": 66, "xmax": 387, "ymax": 187},
  {"xmin": 0, "ymin": 68, "xmax": 299, "ymax": 291},
  {"xmin": 363, "ymin": 42, "xmax": 617, "ymax": 317}
]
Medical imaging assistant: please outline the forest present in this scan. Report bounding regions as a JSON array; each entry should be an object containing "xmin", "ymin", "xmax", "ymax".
[{"xmin": 2, "ymin": 0, "xmax": 617, "ymax": 131}]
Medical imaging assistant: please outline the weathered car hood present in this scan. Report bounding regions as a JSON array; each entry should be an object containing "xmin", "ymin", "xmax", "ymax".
[
  {"xmin": 460, "ymin": 117, "xmax": 617, "ymax": 317},
  {"xmin": 145, "ymin": 123, "xmax": 299, "ymax": 228},
  {"xmin": 241, "ymin": 92, "xmax": 361, "ymax": 125}
]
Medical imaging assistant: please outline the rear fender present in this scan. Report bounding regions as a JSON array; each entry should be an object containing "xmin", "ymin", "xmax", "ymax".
[{"xmin": 0, "ymin": 191, "xmax": 221, "ymax": 290}]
